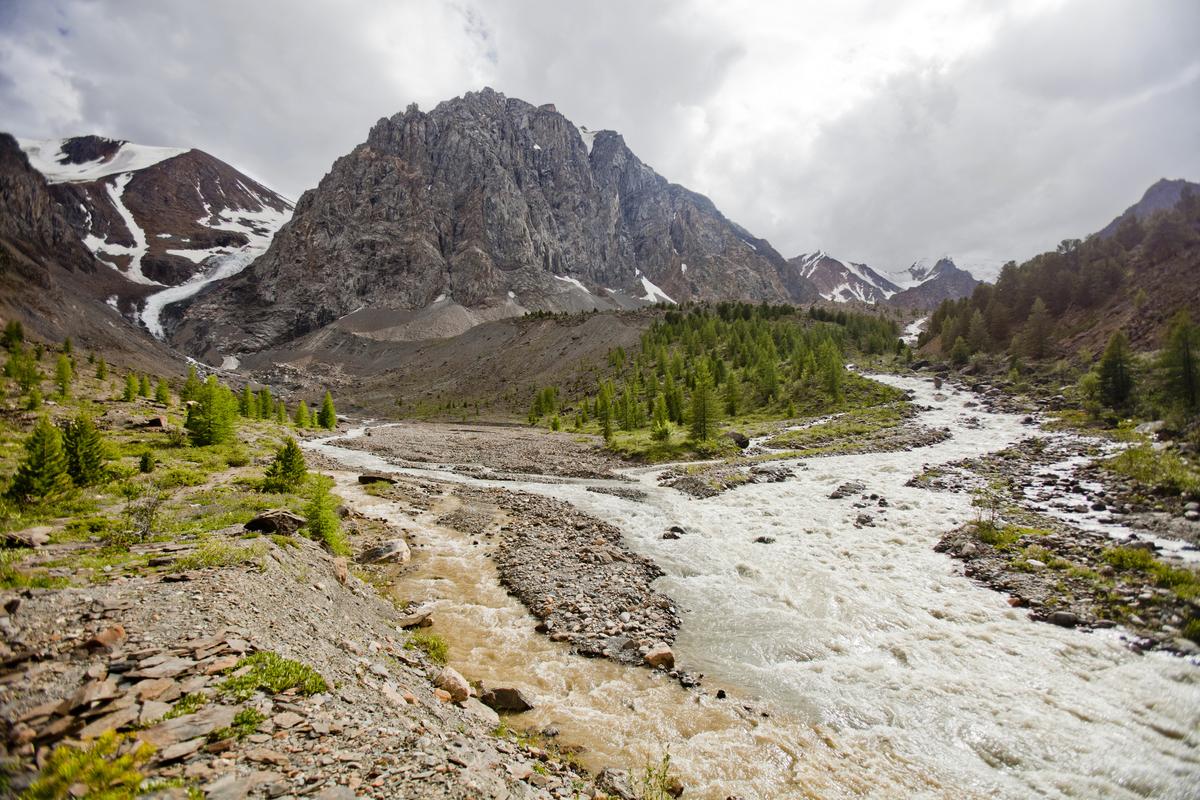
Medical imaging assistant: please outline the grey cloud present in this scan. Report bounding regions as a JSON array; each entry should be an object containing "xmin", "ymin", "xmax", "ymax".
[{"xmin": 1, "ymin": 0, "xmax": 1197, "ymax": 278}]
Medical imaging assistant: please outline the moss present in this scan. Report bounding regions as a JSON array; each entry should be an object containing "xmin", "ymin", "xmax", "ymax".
[
  {"xmin": 161, "ymin": 692, "xmax": 208, "ymax": 720},
  {"xmin": 209, "ymin": 707, "xmax": 266, "ymax": 741},
  {"xmin": 218, "ymin": 651, "xmax": 328, "ymax": 701}
]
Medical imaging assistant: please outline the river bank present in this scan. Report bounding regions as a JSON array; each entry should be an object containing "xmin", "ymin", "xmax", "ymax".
[{"xmin": 313, "ymin": 371, "xmax": 1200, "ymax": 800}]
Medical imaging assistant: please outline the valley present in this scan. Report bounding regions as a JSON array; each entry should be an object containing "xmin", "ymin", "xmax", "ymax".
[{"xmin": 0, "ymin": 58, "xmax": 1198, "ymax": 800}]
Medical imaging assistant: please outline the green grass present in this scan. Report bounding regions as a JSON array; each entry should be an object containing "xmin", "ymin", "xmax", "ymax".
[
  {"xmin": 404, "ymin": 630, "xmax": 449, "ymax": 665},
  {"xmin": 170, "ymin": 540, "xmax": 268, "ymax": 572},
  {"xmin": 604, "ymin": 428, "xmax": 737, "ymax": 463},
  {"xmin": 1102, "ymin": 546, "xmax": 1200, "ymax": 601},
  {"xmin": 1105, "ymin": 444, "xmax": 1200, "ymax": 495},
  {"xmin": 161, "ymin": 692, "xmax": 208, "ymax": 721},
  {"xmin": 765, "ymin": 402, "xmax": 911, "ymax": 451},
  {"xmin": 218, "ymin": 651, "xmax": 328, "ymax": 701},
  {"xmin": 209, "ymin": 707, "xmax": 265, "ymax": 741}
]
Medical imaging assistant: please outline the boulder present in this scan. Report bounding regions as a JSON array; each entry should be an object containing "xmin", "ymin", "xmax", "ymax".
[
  {"xmin": 479, "ymin": 686, "xmax": 534, "ymax": 713},
  {"xmin": 724, "ymin": 431, "xmax": 750, "ymax": 449},
  {"xmin": 358, "ymin": 473, "xmax": 397, "ymax": 485},
  {"xmin": 2, "ymin": 526, "xmax": 51, "ymax": 548},
  {"xmin": 434, "ymin": 667, "xmax": 470, "ymax": 703},
  {"xmin": 596, "ymin": 768, "xmax": 636, "ymax": 800},
  {"xmin": 357, "ymin": 539, "xmax": 411, "ymax": 565},
  {"xmin": 643, "ymin": 644, "xmax": 675, "ymax": 670},
  {"xmin": 244, "ymin": 509, "xmax": 305, "ymax": 536},
  {"xmin": 1047, "ymin": 611, "xmax": 1080, "ymax": 628},
  {"xmin": 396, "ymin": 608, "xmax": 433, "ymax": 629}
]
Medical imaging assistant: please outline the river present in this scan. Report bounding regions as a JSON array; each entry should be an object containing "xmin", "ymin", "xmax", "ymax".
[{"xmin": 305, "ymin": 373, "xmax": 1200, "ymax": 799}]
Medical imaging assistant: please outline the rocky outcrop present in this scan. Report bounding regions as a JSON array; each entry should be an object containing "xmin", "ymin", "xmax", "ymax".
[
  {"xmin": 888, "ymin": 258, "xmax": 980, "ymax": 309},
  {"xmin": 788, "ymin": 251, "xmax": 900, "ymax": 304},
  {"xmin": 172, "ymin": 88, "xmax": 818, "ymax": 355}
]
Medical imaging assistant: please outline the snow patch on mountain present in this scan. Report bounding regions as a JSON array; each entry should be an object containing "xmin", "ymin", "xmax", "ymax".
[
  {"xmin": 640, "ymin": 275, "xmax": 676, "ymax": 305},
  {"xmin": 18, "ymin": 137, "xmax": 188, "ymax": 184}
]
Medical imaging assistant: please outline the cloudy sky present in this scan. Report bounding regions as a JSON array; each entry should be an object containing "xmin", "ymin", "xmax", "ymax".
[{"xmin": 2, "ymin": 0, "xmax": 1197, "ymax": 277}]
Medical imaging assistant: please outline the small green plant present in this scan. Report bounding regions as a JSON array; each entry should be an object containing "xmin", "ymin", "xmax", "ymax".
[
  {"xmin": 218, "ymin": 651, "xmax": 328, "ymax": 701},
  {"xmin": 161, "ymin": 692, "xmax": 209, "ymax": 720},
  {"xmin": 404, "ymin": 630, "xmax": 449, "ymax": 665},
  {"xmin": 635, "ymin": 751, "xmax": 676, "ymax": 800},
  {"xmin": 209, "ymin": 707, "xmax": 266, "ymax": 741},
  {"xmin": 20, "ymin": 730, "xmax": 155, "ymax": 799}
]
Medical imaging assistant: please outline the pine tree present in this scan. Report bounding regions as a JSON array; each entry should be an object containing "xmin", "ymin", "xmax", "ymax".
[
  {"xmin": 1160, "ymin": 310, "xmax": 1199, "ymax": 412},
  {"xmin": 138, "ymin": 375, "xmax": 151, "ymax": 398},
  {"xmin": 96, "ymin": 359, "xmax": 108, "ymax": 380},
  {"xmin": 180, "ymin": 366, "xmax": 202, "ymax": 402},
  {"xmin": 596, "ymin": 387, "xmax": 614, "ymax": 442},
  {"xmin": 967, "ymin": 309, "xmax": 990, "ymax": 353},
  {"xmin": 295, "ymin": 400, "xmax": 311, "ymax": 428},
  {"xmin": 62, "ymin": 414, "xmax": 106, "ymax": 486},
  {"xmin": 262, "ymin": 438, "xmax": 308, "ymax": 493},
  {"xmin": 651, "ymin": 393, "xmax": 671, "ymax": 442},
  {"xmin": 53, "ymin": 355, "xmax": 72, "ymax": 399},
  {"xmin": 122, "ymin": 373, "xmax": 138, "ymax": 402},
  {"xmin": 1, "ymin": 320, "xmax": 23, "ymax": 351},
  {"xmin": 317, "ymin": 391, "xmax": 337, "ymax": 429},
  {"xmin": 1098, "ymin": 330, "xmax": 1133, "ymax": 411},
  {"xmin": 61, "ymin": 337, "xmax": 73, "ymax": 355},
  {"xmin": 185, "ymin": 376, "xmax": 238, "ymax": 445},
  {"xmin": 5, "ymin": 345, "xmax": 40, "ymax": 393},
  {"xmin": 25, "ymin": 387, "xmax": 42, "ymax": 411},
  {"xmin": 155, "ymin": 379, "xmax": 171, "ymax": 406},
  {"xmin": 722, "ymin": 372, "xmax": 741, "ymax": 416},
  {"xmin": 1021, "ymin": 298, "xmax": 1053, "ymax": 360},
  {"xmin": 239, "ymin": 385, "xmax": 256, "ymax": 417},
  {"xmin": 689, "ymin": 361, "xmax": 719, "ymax": 442},
  {"xmin": 257, "ymin": 388, "xmax": 273, "ymax": 419},
  {"xmin": 950, "ymin": 336, "xmax": 971, "ymax": 367},
  {"xmin": 276, "ymin": 403, "xmax": 287, "ymax": 424},
  {"xmin": 6, "ymin": 416, "xmax": 72, "ymax": 504}
]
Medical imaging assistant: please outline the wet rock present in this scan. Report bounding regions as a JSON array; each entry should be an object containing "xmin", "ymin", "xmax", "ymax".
[
  {"xmin": 1047, "ymin": 611, "xmax": 1080, "ymax": 628},
  {"xmin": 644, "ymin": 644, "xmax": 675, "ymax": 670},
  {"xmin": 434, "ymin": 667, "xmax": 470, "ymax": 703},
  {"xmin": 244, "ymin": 509, "xmax": 305, "ymax": 536},
  {"xmin": 830, "ymin": 481, "xmax": 866, "ymax": 500},
  {"xmin": 480, "ymin": 687, "xmax": 534, "ymax": 713},
  {"xmin": 396, "ymin": 608, "xmax": 432, "ymax": 628},
  {"xmin": 357, "ymin": 539, "xmax": 411, "ymax": 565}
]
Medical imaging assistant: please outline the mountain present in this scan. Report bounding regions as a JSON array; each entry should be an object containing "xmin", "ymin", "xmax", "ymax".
[
  {"xmin": 788, "ymin": 251, "xmax": 900, "ymax": 303},
  {"xmin": 170, "ymin": 88, "xmax": 818, "ymax": 360},
  {"xmin": 887, "ymin": 257, "xmax": 980, "ymax": 309},
  {"xmin": 0, "ymin": 133, "xmax": 178, "ymax": 370},
  {"xmin": 1097, "ymin": 178, "xmax": 1200, "ymax": 239},
  {"xmin": 17, "ymin": 135, "xmax": 293, "ymax": 337}
]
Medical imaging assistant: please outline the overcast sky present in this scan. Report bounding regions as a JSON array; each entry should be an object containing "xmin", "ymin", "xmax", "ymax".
[{"xmin": 2, "ymin": 0, "xmax": 1197, "ymax": 277}]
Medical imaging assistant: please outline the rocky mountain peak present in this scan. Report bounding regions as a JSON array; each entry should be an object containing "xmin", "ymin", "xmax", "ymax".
[{"xmin": 170, "ymin": 89, "xmax": 817, "ymax": 361}]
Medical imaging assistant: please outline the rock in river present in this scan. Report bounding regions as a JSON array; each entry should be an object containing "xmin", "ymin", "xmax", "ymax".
[{"xmin": 357, "ymin": 539, "xmax": 411, "ymax": 565}]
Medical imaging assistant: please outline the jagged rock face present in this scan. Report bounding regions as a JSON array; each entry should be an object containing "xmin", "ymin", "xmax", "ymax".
[
  {"xmin": 789, "ymin": 251, "xmax": 900, "ymax": 304},
  {"xmin": 0, "ymin": 134, "xmax": 96, "ymax": 283},
  {"xmin": 174, "ymin": 88, "xmax": 816, "ymax": 354},
  {"xmin": 888, "ymin": 258, "xmax": 980, "ymax": 309},
  {"xmin": 18, "ymin": 136, "xmax": 292, "ymax": 290}
]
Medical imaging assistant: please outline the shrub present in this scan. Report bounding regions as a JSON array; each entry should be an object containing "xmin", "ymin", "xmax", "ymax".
[
  {"xmin": 262, "ymin": 438, "xmax": 307, "ymax": 493},
  {"xmin": 303, "ymin": 477, "xmax": 348, "ymax": 555},
  {"xmin": 20, "ymin": 731, "xmax": 154, "ymax": 800}
]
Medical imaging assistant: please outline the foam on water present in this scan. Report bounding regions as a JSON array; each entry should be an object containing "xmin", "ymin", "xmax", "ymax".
[{"xmin": 307, "ymin": 375, "xmax": 1200, "ymax": 799}]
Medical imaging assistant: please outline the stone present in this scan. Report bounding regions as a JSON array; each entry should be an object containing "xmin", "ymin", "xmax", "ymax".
[
  {"xmin": 357, "ymin": 473, "xmax": 397, "ymax": 485},
  {"xmin": 139, "ymin": 700, "xmax": 171, "ymax": 725},
  {"xmin": 127, "ymin": 657, "xmax": 195, "ymax": 679},
  {"xmin": 434, "ymin": 667, "xmax": 470, "ymax": 703},
  {"xmin": 2, "ymin": 526, "xmax": 50, "ymax": 548},
  {"xmin": 159, "ymin": 737, "xmax": 206, "ymax": 762},
  {"xmin": 79, "ymin": 705, "xmax": 141, "ymax": 739},
  {"xmin": 1047, "ymin": 611, "xmax": 1080, "ymax": 628},
  {"xmin": 332, "ymin": 557, "xmax": 349, "ymax": 585},
  {"xmin": 246, "ymin": 748, "xmax": 291, "ymax": 767},
  {"xmin": 134, "ymin": 678, "xmax": 177, "ymax": 701},
  {"xmin": 244, "ymin": 509, "xmax": 305, "ymax": 536},
  {"xmin": 462, "ymin": 697, "xmax": 501, "ymax": 728},
  {"xmin": 644, "ymin": 644, "xmax": 675, "ymax": 670},
  {"xmin": 433, "ymin": 688, "xmax": 452, "ymax": 703},
  {"xmin": 724, "ymin": 431, "xmax": 750, "ymax": 449},
  {"xmin": 753, "ymin": 536, "xmax": 775, "ymax": 544},
  {"xmin": 272, "ymin": 711, "xmax": 303, "ymax": 729},
  {"xmin": 479, "ymin": 687, "xmax": 534, "ymax": 713},
  {"xmin": 357, "ymin": 539, "xmax": 411, "ymax": 565},
  {"xmin": 139, "ymin": 705, "xmax": 238, "ymax": 748},
  {"xmin": 596, "ymin": 768, "xmax": 636, "ymax": 800},
  {"xmin": 396, "ymin": 609, "xmax": 432, "ymax": 629}
]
